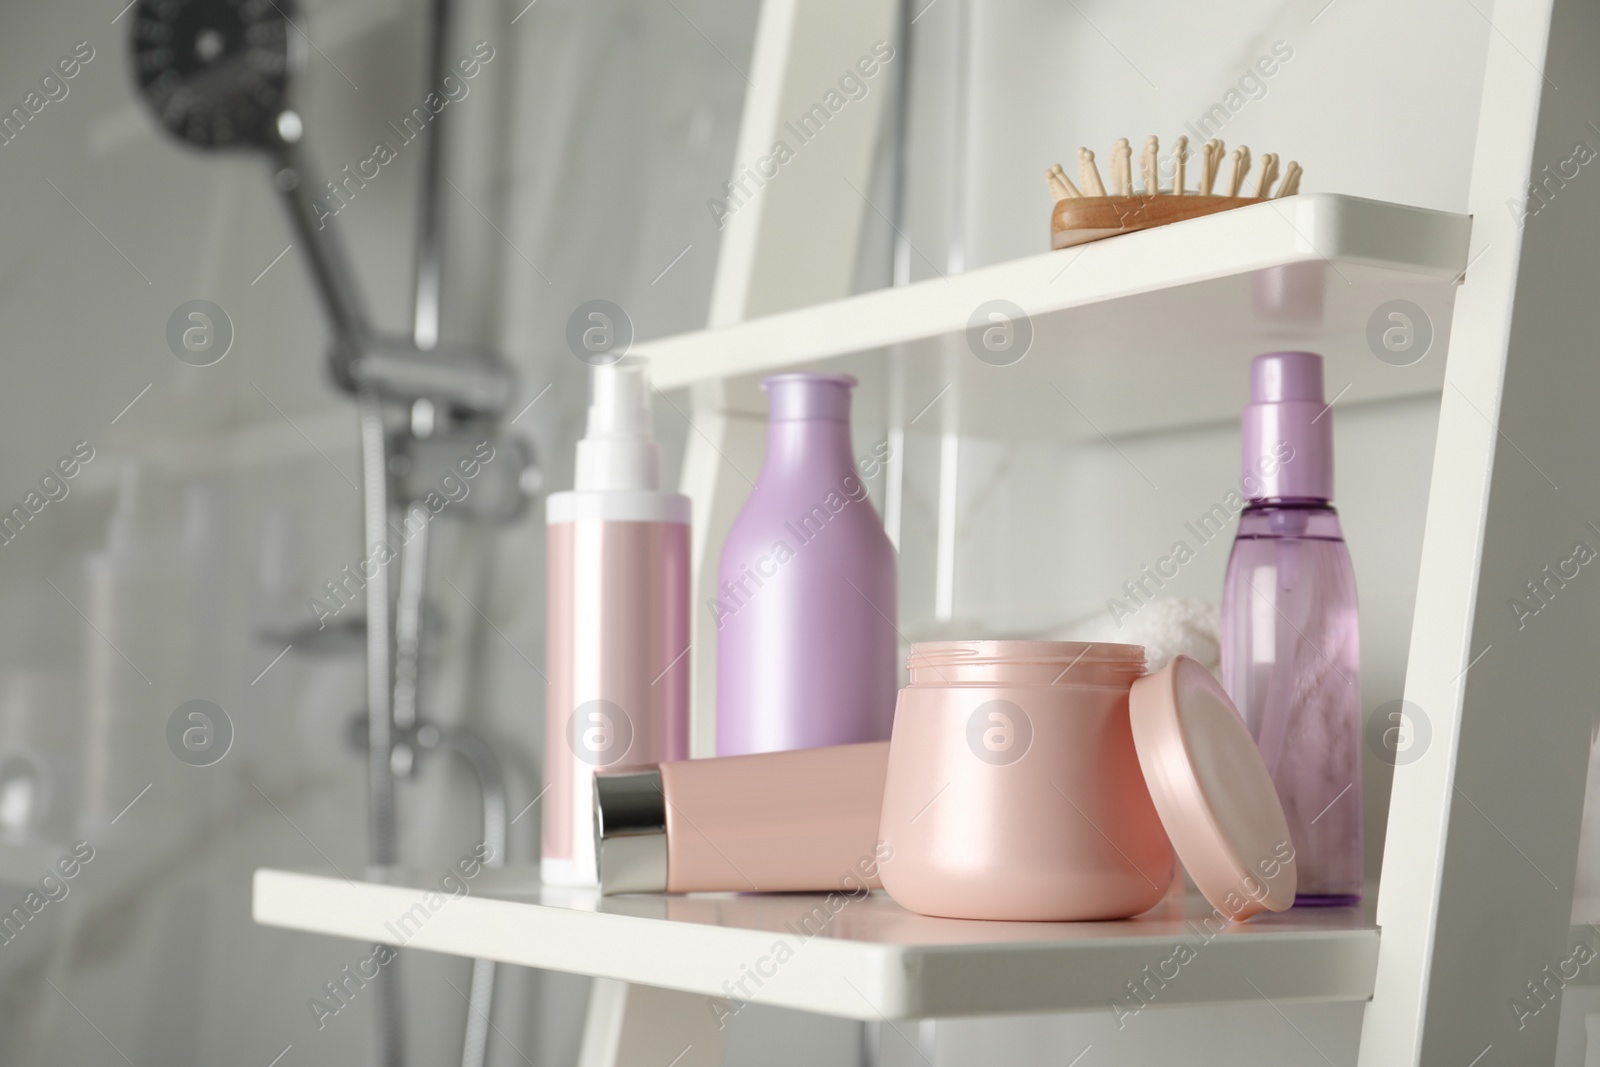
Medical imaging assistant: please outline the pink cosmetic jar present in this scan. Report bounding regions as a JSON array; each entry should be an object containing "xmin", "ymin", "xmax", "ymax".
[
  {"xmin": 879, "ymin": 641, "xmax": 1174, "ymax": 921},
  {"xmin": 881, "ymin": 642, "xmax": 1299, "ymax": 923}
]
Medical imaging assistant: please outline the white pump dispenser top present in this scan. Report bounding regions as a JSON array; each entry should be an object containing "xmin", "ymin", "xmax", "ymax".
[
  {"xmin": 549, "ymin": 356, "xmax": 687, "ymax": 525},
  {"xmin": 575, "ymin": 357, "xmax": 660, "ymax": 492}
]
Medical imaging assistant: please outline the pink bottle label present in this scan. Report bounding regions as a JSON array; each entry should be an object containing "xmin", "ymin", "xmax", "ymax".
[{"xmin": 543, "ymin": 519, "xmax": 689, "ymax": 884}]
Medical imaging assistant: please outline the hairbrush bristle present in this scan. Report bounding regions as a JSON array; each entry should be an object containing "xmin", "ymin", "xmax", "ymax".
[
  {"xmin": 1050, "ymin": 163, "xmax": 1080, "ymax": 198},
  {"xmin": 1201, "ymin": 139, "xmax": 1222, "ymax": 195},
  {"xmin": 1254, "ymin": 153, "xmax": 1280, "ymax": 198},
  {"xmin": 1227, "ymin": 146, "xmax": 1250, "ymax": 197},
  {"xmin": 1079, "ymin": 147, "xmax": 1106, "ymax": 196},
  {"xmin": 1112, "ymin": 138, "xmax": 1132, "ymax": 196},
  {"xmin": 1276, "ymin": 161, "xmax": 1303, "ymax": 197}
]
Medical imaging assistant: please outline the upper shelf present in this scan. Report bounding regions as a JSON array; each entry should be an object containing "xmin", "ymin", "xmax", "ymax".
[
  {"xmin": 254, "ymin": 866, "xmax": 1378, "ymax": 1020},
  {"xmin": 634, "ymin": 195, "xmax": 1472, "ymax": 443}
]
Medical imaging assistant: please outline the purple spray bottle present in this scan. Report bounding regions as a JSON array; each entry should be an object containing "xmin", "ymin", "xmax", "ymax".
[
  {"xmin": 714, "ymin": 373, "xmax": 897, "ymax": 755},
  {"xmin": 1221, "ymin": 352, "xmax": 1362, "ymax": 906}
]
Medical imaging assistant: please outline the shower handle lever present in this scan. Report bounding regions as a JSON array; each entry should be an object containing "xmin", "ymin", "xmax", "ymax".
[
  {"xmin": 269, "ymin": 138, "xmax": 367, "ymax": 352},
  {"xmin": 268, "ymin": 135, "xmax": 514, "ymax": 417}
]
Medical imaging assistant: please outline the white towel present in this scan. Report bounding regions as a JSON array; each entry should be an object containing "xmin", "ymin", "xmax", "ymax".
[{"xmin": 1045, "ymin": 597, "xmax": 1222, "ymax": 676}]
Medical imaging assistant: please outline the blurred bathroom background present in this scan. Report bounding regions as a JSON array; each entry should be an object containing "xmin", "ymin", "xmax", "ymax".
[{"xmin": 0, "ymin": 0, "xmax": 1581, "ymax": 1064}]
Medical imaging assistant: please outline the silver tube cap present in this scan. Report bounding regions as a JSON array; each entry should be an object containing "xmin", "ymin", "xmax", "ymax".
[{"xmin": 594, "ymin": 768, "xmax": 668, "ymax": 895}]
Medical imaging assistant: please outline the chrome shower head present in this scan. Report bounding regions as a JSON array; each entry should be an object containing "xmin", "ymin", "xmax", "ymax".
[
  {"xmin": 128, "ymin": 0, "xmax": 512, "ymax": 417},
  {"xmin": 131, "ymin": 0, "xmax": 297, "ymax": 153}
]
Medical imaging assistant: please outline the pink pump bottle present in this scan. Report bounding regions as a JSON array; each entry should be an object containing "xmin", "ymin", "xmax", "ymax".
[
  {"xmin": 542, "ymin": 358, "xmax": 690, "ymax": 887},
  {"xmin": 1221, "ymin": 351, "xmax": 1362, "ymax": 906}
]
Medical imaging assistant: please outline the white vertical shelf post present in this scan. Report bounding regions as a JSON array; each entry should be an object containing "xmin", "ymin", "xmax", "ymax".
[
  {"xmin": 1360, "ymin": 0, "xmax": 1600, "ymax": 1063},
  {"xmin": 578, "ymin": 979, "xmax": 727, "ymax": 1067}
]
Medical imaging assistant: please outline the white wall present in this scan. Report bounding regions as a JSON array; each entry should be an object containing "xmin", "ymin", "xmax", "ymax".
[
  {"xmin": 0, "ymin": 0, "xmax": 758, "ymax": 1063},
  {"xmin": 0, "ymin": 0, "xmax": 432, "ymax": 1058}
]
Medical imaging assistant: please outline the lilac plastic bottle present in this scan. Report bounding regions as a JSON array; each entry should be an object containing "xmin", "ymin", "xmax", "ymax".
[
  {"xmin": 715, "ymin": 373, "xmax": 898, "ymax": 756},
  {"xmin": 1220, "ymin": 352, "xmax": 1362, "ymax": 906}
]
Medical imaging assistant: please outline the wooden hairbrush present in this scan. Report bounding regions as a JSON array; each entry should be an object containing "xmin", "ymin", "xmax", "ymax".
[{"xmin": 1047, "ymin": 136, "xmax": 1302, "ymax": 249}]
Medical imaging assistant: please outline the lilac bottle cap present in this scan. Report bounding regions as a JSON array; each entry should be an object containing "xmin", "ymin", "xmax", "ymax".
[
  {"xmin": 762, "ymin": 372, "xmax": 856, "ymax": 422},
  {"xmin": 1241, "ymin": 351, "xmax": 1333, "ymax": 502}
]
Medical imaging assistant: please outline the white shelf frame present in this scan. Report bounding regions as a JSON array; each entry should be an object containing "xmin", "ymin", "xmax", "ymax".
[
  {"xmin": 638, "ymin": 193, "xmax": 1470, "ymax": 397},
  {"xmin": 1358, "ymin": 1, "xmax": 1600, "ymax": 1064}
]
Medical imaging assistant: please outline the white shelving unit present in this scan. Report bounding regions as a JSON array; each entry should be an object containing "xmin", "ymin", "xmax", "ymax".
[
  {"xmin": 249, "ymin": 192, "xmax": 1458, "ymax": 1065},
  {"xmin": 637, "ymin": 194, "xmax": 1471, "ymax": 443},
  {"xmin": 254, "ymin": 867, "xmax": 1379, "ymax": 1020},
  {"xmin": 252, "ymin": 1, "xmax": 1600, "ymax": 1064},
  {"xmin": 250, "ymin": 197, "xmax": 1463, "ymax": 1044}
]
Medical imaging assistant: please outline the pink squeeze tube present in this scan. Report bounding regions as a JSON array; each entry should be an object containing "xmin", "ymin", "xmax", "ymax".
[
  {"xmin": 593, "ymin": 742, "xmax": 891, "ymax": 894},
  {"xmin": 542, "ymin": 358, "xmax": 690, "ymax": 887}
]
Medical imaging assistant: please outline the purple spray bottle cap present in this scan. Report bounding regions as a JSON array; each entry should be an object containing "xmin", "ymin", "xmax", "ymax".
[{"xmin": 1241, "ymin": 352, "xmax": 1334, "ymax": 502}]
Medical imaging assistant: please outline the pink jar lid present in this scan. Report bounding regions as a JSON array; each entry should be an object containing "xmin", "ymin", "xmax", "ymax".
[{"xmin": 1129, "ymin": 656, "xmax": 1297, "ymax": 920}]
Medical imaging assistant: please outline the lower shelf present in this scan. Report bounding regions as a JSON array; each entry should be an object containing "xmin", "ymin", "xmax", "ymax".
[{"xmin": 253, "ymin": 866, "xmax": 1379, "ymax": 1020}]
